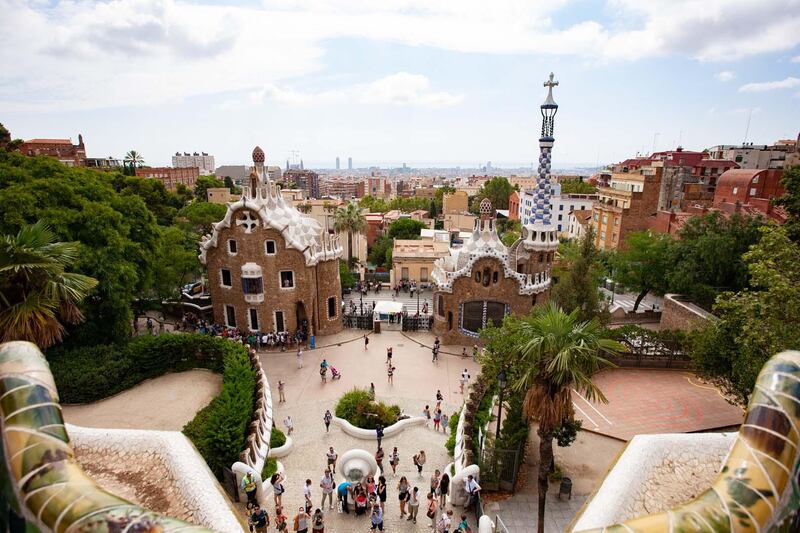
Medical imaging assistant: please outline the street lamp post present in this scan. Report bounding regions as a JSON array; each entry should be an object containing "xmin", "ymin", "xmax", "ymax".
[{"xmin": 495, "ymin": 369, "xmax": 507, "ymax": 439}]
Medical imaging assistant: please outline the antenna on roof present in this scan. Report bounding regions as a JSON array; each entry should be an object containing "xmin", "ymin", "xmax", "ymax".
[{"xmin": 743, "ymin": 108, "xmax": 753, "ymax": 145}]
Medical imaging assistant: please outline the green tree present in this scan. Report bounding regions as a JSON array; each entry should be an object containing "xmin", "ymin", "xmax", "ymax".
[
  {"xmin": 334, "ymin": 202, "xmax": 366, "ymax": 267},
  {"xmin": 123, "ymin": 150, "xmax": 145, "ymax": 174},
  {"xmin": 429, "ymin": 199, "xmax": 438, "ymax": 220},
  {"xmin": 339, "ymin": 260, "xmax": 356, "ymax": 289},
  {"xmin": 0, "ymin": 122, "xmax": 22, "ymax": 152},
  {"xmin": 472, "ymin": 177, "xmax": 513, "ymax": 212},
  {"xmin": 775, "ymin": 165, "xmax": 800, "ymax": 242},
  {"xmin": 113, "ymin": 175, "xmax": 185, "ymax": 226},
  {"xmin": 667, "ymin": 212, "xmax": 762, "ymax": 310},
  {"xmin": 612, "ymin": 230, "xmax": 672, "ymax": 311},
  {"xmin": 559, "ymin": 178, "xmax": 597, "ymax": 194},
  {"xmin": 386, "ymin": 218, "xmax": 426, "ymax": 240},
  {"xmin": 0, "ymin": 221, "xmax": 98, "ymax": 348},
  {"xmin": 368, "ymin": 236, "xmax": 393, "ymax": 269},
  {"xmin": 151, "ymin": 226, "xmax": 202, "ymax": 301},
  {"xmin": 222, "ymin": 175, "xmax": 241, "ymax": 195},
  {"xmin": 485, "ymin": 304, "xmax": 622, "ymax": 533},
  {"xmin": 690, "ymin": 224, "xmax": 800, "ymax": 401},
  {"xmin": 176, "ymin": 202, "xmax": 227, "ymax": 233},
  {"xmin": 389, "ymin": 197, "xmax": 430, "ymax": 213},
  {"xmin": 551, "ymin": 226, "xmax": 603, "ymax": 321},
  {"xmin": 434, "ymin": 185, "xmax": 456, "ymax": 213},
  {"xmin": 359, "ymin": 195, "xmax": 390, "ymax": 213},
  {"xmin": 194, "ymin": 175, "xmax": 226, "ymax": 201},
  {"xmin": 499, "ymin": 219, "xmax": 522, "ymax": 247}
]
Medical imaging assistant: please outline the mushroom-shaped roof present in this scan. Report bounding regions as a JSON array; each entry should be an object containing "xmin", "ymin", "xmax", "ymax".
[{"xmin": 252, "ymin": 146, "xmax": 265, "ymax": 164}]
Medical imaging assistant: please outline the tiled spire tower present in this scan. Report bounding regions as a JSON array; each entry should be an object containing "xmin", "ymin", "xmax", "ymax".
[{"xmin": 533, "ymin": 72, "xmax": 559, "ymax": 225}]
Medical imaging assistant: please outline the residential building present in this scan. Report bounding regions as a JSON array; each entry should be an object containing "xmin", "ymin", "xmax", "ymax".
[
  {"xmin": 707, "ymin": 141, "xmax": 796, "ymax": 169},
  {"xmin": 135, "ymin": 166, "xmax": 199, "ymax": 191},
  {"xmin": 18, "ymin": 135, "xmax": 86, "ymax": 166},
  {"xmin": 348, "ymin": 157, "xmax": 353, "ymax": 170},
  {"xmin": 84, "ymin": 157, "xmax": 121, "ymax": 169},
  {"xmin": 293, "ymin": 198, "xmax": 367, "ymax": 266},
  {"xmin": 172, "ymin": 152, "xmax": 215, "ymax": 175},
  {"xmin": 432, "ymin": 72, "xmax": 559, "ymax": 344},
  {"xmin": 216, "ymin": 165, "xmax": 249, "ymax": 184},
  {"xmin": 414, "ymin": 187, "xmax": 437, "ymax": 199},
  {"xmin": 320, "ymin": 177, "xmax": 358, "ymax": 199},
  {"xmin": 443, "ymin": 212, "xmax": 477, "ymax": 233},
  {"xmin": 712, "ymin": 168, "xmax": 787, "ymax": 223},
  {"xmin": 364, "ymin": 213, "xmax": 386, "ymax": 248},
  {"xmin": 590, "ymin": 164, "xmax": 662, "ymax": 250},
  {"xmin": 200, "ymin": 146, "xmax": 343, "ymax": 336},
  {"xmin": 283, "ymin": 169, "xmax": 320, "ymax": 199},
  {"xmin": 519, "ymin": 182, "xmax": 598, "ymax": 234},
  {"xmin": 566, "ymin": 209, "xmax": 593, "ymax": 239},
  {"xmin": 361, "ymin": 175, "xmax": 393, "ymax": 198},
  {"xmin": 207, "ymin": 187, "xmax": 233, "ymax": 204},
  {"xmin": 442, "ymin": 190, "xmax": 469, "ymax": 214},
  {"xmin": 509, "ymin": 175, "xmax": 538, "ymax": 191},
  {"xmin": 390, "ymin": 239, "xmax": 450, "ymax": 287},
  {"xmin": 508, "ymin": 191, "xmax": 520, "ymax": 220}
]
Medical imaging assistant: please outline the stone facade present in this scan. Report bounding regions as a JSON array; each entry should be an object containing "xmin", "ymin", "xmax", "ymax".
[
  {"xmin": 659, "ymin": 294, "xmax": 716, "ymax": 332},
  {"xmin": 136, "ymin": 166, "xmax": 199, "ymax": 191},
  {"xmin": 200, "ymin": 146, "xmax": 343, "ymax": 336}
]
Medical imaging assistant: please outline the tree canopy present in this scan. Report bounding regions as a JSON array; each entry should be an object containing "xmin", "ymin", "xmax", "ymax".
[
  {"xmin": 612, "ymin": 230, "xmax": 672, "ymax": 311},
  {"xmin": 194, "ymin": 175, "xmax": 226, "ymax": 201},
  {"xmin": 386, "ymin": 218, "xmax": 427, "ymax": 240},
  {"xmin": 559, "ymin": 178, "xmax": 597, "ymax": 194},
  {"xmin": 472, "ymin": 177, "xmax": 514, "ymax": 212},
  {"xmin": 775, "ymin": 165, "xmax": 800, "ymax": 242},
  {"xmin": 551, "ymin": 226, "xmax": 605, "ymax": 321}
]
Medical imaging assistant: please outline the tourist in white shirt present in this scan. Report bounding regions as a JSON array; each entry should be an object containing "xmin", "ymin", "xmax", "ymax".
[{"xmin": 320, "ymin": 470, "xmax": 335, "ymax": 510}]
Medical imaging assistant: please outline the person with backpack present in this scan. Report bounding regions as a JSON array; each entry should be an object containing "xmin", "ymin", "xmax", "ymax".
[
  {"xmin": 292, "ymin": 507, "xmax": 309, "ymax": 533},
  {"xmin": 274, "ymin": 506, "xmax": 287, "ymax": 532},
  {"xmin": 323, "ymin": 410, "xmax": 332, "ymax": 433},
  {"xmin": 375, "ymin": 424, "xmax": 384, "ymax": 449},
  {"xmin": 425, "ymin": 493, "xmax": 438, "ymax": 529},
  {"xmin": 310, "ymin": 509, "xmax": 324, "ymax": 533},
  {"xmin": 413, "ymin": 450, "xmax": 426, "ymax": 477}
]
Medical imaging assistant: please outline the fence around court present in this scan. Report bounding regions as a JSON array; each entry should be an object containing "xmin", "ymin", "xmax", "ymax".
[{"xmin": 609, "ymin": 325, "xmax": 692, "ymax": 369}]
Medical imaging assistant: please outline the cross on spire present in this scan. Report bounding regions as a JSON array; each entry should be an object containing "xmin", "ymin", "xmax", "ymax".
[{"xmin": 543, "ymin": 72, "xmax": 559, "ymax": 105}]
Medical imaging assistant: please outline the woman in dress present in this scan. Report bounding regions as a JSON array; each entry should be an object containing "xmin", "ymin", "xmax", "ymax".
[
  {"xmin": 397, "ymin": 476, "xmax": 410, "ymax": 517},
  {"xmin": 377, "ymin": 475, "xmax": 387, "ymax": 512}
]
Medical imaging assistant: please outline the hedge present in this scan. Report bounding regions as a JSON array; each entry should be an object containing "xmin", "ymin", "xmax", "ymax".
[
  {"xmin": 334, "ymin": 388, "xmax": 401, "ymax": 429},
  {"xmin": 445, "ymin": 407, "xmax": 461, "ymax": 456},
  {"xmin": 270, "ymin": 427, "xmax": 287, "ymax": 448},
  {"xmin": 48, "ymin": 334, "xmax": 256, "ymax": 479}
]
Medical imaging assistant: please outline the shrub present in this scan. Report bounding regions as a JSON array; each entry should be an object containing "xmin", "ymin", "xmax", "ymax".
[
  {"xmin": 270, "ymin": 427, "xmax": 287, "ymax": 448},
  {"xmin": 334, "ymin": 387, "xmax": 401, "ymax": 429},
  {"xmin": 262, "ymin": 458, "xmax": 278, "ymax": 481},
  {"xmin": 445, "ymin": 408, "xmax": 461, "ymax": 456}
]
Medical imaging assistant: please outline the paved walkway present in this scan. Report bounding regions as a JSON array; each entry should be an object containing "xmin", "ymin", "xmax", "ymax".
[
  {"xmin": 62, "ymin": 369, "xmax": 221, "ymax": 431},
  {"xmin": 572, "ymin": 369, "xmax": 744, "ymax": 440},
  {"xmin": 260, "ymin": 330, "xmax": 482, "ymax": 531}
]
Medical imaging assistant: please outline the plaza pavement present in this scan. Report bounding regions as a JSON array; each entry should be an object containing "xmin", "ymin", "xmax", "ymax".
[{"xmin": 260, "ymin": 329, "xmax": 482, "ymax": 531}]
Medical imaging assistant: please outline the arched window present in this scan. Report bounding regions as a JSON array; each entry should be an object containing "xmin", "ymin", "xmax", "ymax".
[
  {"xmin": 482, "ymin": 267, "xmax": 491, "ymax": 287},
  {"xmin": 437, "ymin": 295, "xmax": 445, "ymax": 317},
  {"xmin": 492, "ymin": 271, "xmax": 499, "ymax": 284},
  {"xmin": 474, "ymin": 271, "xmax": 481, "ymax": 283}
]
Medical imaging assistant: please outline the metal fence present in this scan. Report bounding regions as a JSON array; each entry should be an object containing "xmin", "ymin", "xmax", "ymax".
[
  {"xmin": 478, "ymin": 443, "xmax": 525, "ymax": 492},
  {"xmin": 364, "ymin": 272, "xmax": 390, "ymax": 284},
  {"xmin": 610, "ymin": 326, "xmax": 691, "ymax": 369},
  {"xmin": 402, "ymin": 315, "xmax": 433, "ymax": 331},
  {"xmin": 343, "ymin": 314, "xmax": 373, "ymax": 329},
  {"xmin": 495, "ymin": 514, "xmax": 511, "ymax": 533}
]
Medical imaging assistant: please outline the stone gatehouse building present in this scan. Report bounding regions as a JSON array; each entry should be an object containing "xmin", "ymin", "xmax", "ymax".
[{"xmin": 200, "ymin": 146, "xmax": 343, "ymax": 336}]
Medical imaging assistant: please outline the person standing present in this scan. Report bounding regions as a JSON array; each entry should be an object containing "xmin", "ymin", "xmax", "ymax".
[
  {"xmin": 326, "ymin": 447, "xmax": 338, "ymax": 474},
  {"xmin": 369, "ymin": 503, "xmax": 384, "ymax": 531},
  {"xmin": 369, "ymin": 382, "xmax": 376, "ymax": 399},
  {"xmin": 375, "ymin": 447, "xmax": 385, "ymax": 472},
  {"xmin": 426, "ymin": 493, "xmax": 438, "ymax": 529},
  {"xmin": 389, "ymin": 447, "xmax": 399, "ymax": 475},
  {"xmin": 376, "ymin": 424, "xmax": 384, "ymax": 449},
  {"xmin": 436, "ymin": 390, "xmax": 443, "ymax": 402},
  {"xmin": 386, "ymin": 346, "xmax": 393, "ymax": 366},
  {"xmin": 413, "ymin": 450, "xmax": 426, "ymax": 477},
  {"xmin": 472, "ymin": 345, "xmax": 479, "ymax": 362},
  {"xmin": 377, "ymin": 475, "xmax": 387, "ymax": 512},
  {"xmin": 311, "ymin": 509, "xmax": 324, "ymax": 533},
  {"xmin": 460, "ymin": 369, "xmax": 471, "ymax": 394},
  {"xmin": 319, "ymin": 359, "xmax": 328, "ymax": 383},
  {"xmin": 297, "ymin": 349, "xmax": 303, "ymax": 369},
  {"xmin": 407, "ymin": 487, "xmax": 420, "ymax": 524},
  {"xmin": 284, "ymin": 416, "xmax": 294, "ymax": 436},
  {"xmin": 320, "ymin": 470, "xmax": 334, "ymax": 510},
  {"xmin": 430, "ymin": 469, "xmax": 441, "ymax": 496},
  {"xmin": 304, "ymin": 479, "xmax": 313, "ymax": 513},
  {"xmin": 271, "ymin": 473, "xmax": 285, "ymax": 507},
  {"xmin": 397, "ymin": 476, "xmax": 409, "ymax": 517},
  {"xmin": 387, "ymin": 365, "xmax": 395, "ymax": 385},
  {"xmin": 292, "ymin": 507, "xmax": 309, "ymax": 533},
  {"xmin": 323, "ymin": 410, "xmax": 332, "ymax": 433},
  {"xmin": 364, "ymin": 334, "xmax": 369, "ymax": 350},
  {"xmin": 278, "ymin": 381, "xmax": 286, "ymax": 403},
  {"xmin": 241, "ymin": 471, "xmax": 258, "ymax": 506},
  {"xmin": 433, "ymin": 408, "xmax": 442, "ymax": 431},
  {"xmin": 249, "ymin": 505, "xmax": 269, "ymax": 533},
  {"xmin": 432, "ymin": 345, "xmax": 439, "ymax": 363},
  {"xmin": 423, "ymin": 405, "xmax": 431, "ymax": 426},
  {"xmin": 438, "ymin": 472, "xmax": 450, "ymax": 508},
  {"xmin": 464, "ymin": 475, "xmax": 481, "ymax": 511}
]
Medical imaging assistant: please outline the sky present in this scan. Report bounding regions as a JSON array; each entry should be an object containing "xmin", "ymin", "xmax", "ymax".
[{"xmin": 1, "ymin": 0, "xmax": 799, "ymax": 169}]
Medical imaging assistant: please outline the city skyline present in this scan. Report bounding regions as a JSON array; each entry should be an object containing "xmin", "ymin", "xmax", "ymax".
[{"xmin": 2, "ymin": 0, "xmax": 799, "ymax": 168}]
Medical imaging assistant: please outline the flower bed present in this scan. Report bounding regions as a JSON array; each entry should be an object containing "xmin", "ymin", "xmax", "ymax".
[{"xmin": 334, "ymin": 388, "xmax": 401, "ymax": 430}]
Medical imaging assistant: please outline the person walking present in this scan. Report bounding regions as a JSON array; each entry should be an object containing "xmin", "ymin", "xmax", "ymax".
[
  {"xmin": 284, "ymin": 416, "xmax": 294, "ymax": 436},
  {"xmin": 436, "ymin": 509, "xmax": 453, "ymax": 533},
  {"xmin": 320, "ymin": 470, "xmax": 334, "ymax": 510},
  {"xmin": 369, "ymin": 382, "xmax": 376, "ymax": 399},
  {"xmin": 389, "ymin": 447, "xmax": 399, "ymax": 475},
  {"xmin": 436, "ymin": 390, "xmax": 443, "ymax": 402},
  {"xmin": 274, "ymin": 506, "xmax": 287, "ymax": 532},
  {"xmin": 376, "ymin": 424, "xmax": 384, "ymax": 449},
  {"xmin": 271, "ymin": 473, "xmax": 285, "ymax": 507},
  {"xmin": 364, "ymin": 334, "xmax": 369, "ymax": 350},
  {"xmin": 311, "ymin": 509, "xmax": 324, "ymax": 533},
  {"xmin": 375, "ymin": 447, "xmax": 385, "ymax": 472},
  {"xmin": 432, "ymin": 345, "xmax": 439, "ymax": 363},
  {"xmin": 413, "ymin": 450, "xmax": 426, "ymax": 477},
  {"xmin": 292, "ymin": 507, "xmax": 309, "ymax": 533},
  {"xmin": 369, "ymin": 503, "xmax": 384, "ymax": 531},
  {"xmin": 304, "ymin": 479, "xmax": 313, "ymax": 513},
  {"xmin": 472, "ymin": 345, "xmax": 479, "ymax": 362},
  {"xmin": 387, "ymin": 365, "xmax": 395, "ymax": 385},
  {"xmin": 429, "ymin": 469, "xmax": 441, "ymax": 496},
  {"xmin": 323, "ymin": 410, "xmax": 332, "ymax": 433},
  {"xmin": 438, "ymin": 472, "xmax": 450, "ymax": 508},
  {"xmin": 460, "ymin": 369, "xmax": 471, "ymax": 394},
  {"xmin": 297, "ymin": 349, "xmax": 303, "ymax": 369},
  {"xmin": 241, "ymin": 471, "xmax": 258, "ymax": 506},
  {"xmin": 326, "ymin": 447, "xmax": 338, "ymax": 474},
  {"xmin": 407, "ymin": 487, "xmax": 420, "ymax": 524},
  {"xmin": 278, "ymin": 381, "xmax": 286, "ymax": 403},
  {"xmin": 464, "ymin": 475, "xmax": 481, "ymax": 511},
  {"xmin": 433, "ymin": 408, "xmax": 442, "ymax": 431},
  {"xmin": 423, "ymin": 405, "xmax": 431, "ymax": 426},
  {"xmin": 441, "ymin": 412, "xmax": 450, "ymax": 433},
  {"xmin": 377, "ymin": 475, "xmax": 387, "ymax": 512},
  {"xmin": 397, "ymin": 476, "xmax": 410, "ymax": 517},
  {"xmin": 426, "ymin": 493, "xmax": 438, "ymax": 529},
  {"xmin": 319, "ymin": 360, "xmax": 327, "ymax": 383},
  {"xmin": 249, "ymin": 505, "xmax": 269, "ymax": 533},
  {"xmin": 386, "ymin": 346, "xmax": 393, "ymax": 366}
]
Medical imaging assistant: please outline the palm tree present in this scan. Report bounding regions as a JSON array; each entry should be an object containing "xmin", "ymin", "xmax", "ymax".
[
  {"xmin": 333, "ymin": 202, "xmax": 366, "ymax": 267},
  {"xmin": 0, "ymin": 222, "xmax": 98, "ymax": 348},
  {"xmin": 511, "ymin": 303, "xmax": 622, "ymax": 533},
  {"xmin": 124, "ymin": 150, "xmax": 145, "ymax": 172}
]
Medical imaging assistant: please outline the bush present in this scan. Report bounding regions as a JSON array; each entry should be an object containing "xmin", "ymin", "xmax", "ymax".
[
  {"xmin": 270, "ymin": 427, "xmax": 287, "ymax": 448},
  {"xmin": 262, "ymin": 458, "xmax": 278, "ymax": 481},
  {"xmin": 48, "ymin": 333, "xmax": 229, "ymax": 403},
  {"xmin": 445, "ymin": 408, "xmax": 461, "ymax": 456},
  {"xmin": 334, "ymin": 388, "xmax": 401, "ymax": 429}
]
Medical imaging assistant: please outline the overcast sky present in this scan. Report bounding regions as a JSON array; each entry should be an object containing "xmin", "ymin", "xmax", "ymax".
[{"xmin": 2, "ymin": 0, "xmax": 799, "ymax": 169}]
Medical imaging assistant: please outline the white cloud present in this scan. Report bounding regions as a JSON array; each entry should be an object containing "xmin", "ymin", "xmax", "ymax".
[
  {"xmin": 715, "ymin": 70, "xmax": 735, "ymax": 81},
  {"xmin": 2, "ymin": 0, "xmax": 800, "ymax": 111},
  {"xmin": 222, "ymin": 72, "xmax": 464, "ymax": 109},
  {"xmin": 739, "ymin": 76, "xmax": 800, "ymax": 92},
  {"xmin": 792, "ymin": 55, "xmax": 800, "ymax": 62}
]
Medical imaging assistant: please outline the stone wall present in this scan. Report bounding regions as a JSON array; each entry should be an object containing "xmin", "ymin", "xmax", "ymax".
[{"xmin": 659, "ymin": 294, "xmax": 716, "ymax": 332}]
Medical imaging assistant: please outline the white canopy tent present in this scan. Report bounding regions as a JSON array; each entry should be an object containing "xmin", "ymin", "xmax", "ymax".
[{"xmin": 372, "ymin": 300, "xmax": 405, "ymax": 331}]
